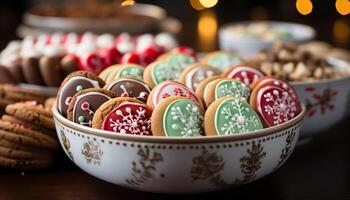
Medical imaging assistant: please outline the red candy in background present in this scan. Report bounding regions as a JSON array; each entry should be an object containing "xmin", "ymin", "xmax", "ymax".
[
  {"xmin": 100, "ymin": 47, "xmax": 122, "ymax": 67},
  {"xmin": 172, "ymin": 46, "xmax": 196, "ymax": 57},
  {"xmin": 121, "ymin": 52, "xmax": 142, "ymax": 65},
  {"xmin": 80, "ymin": 53, "xmax": 105, "ymax": 74}
]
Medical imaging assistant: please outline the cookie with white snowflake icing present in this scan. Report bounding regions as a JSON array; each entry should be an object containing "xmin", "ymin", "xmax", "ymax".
[
  {"xmin": 147, "ymin": 81, "xmax": 204, "ymax": 110},
  {"xmin": 251, "ymin": 77, "xmax": 298, "ymax": 100},
  {"xmin": 105, "ymin": 64, "xmax": 144, "ymax": 84},
  {"xmin": 67, "ymin": 88, "xmax": 116, "ymax": 127},
  {"xmin": 224, "ymin": 65, "xmax": 264, "ymax": 86},
  {"xmin": 204, "ymin": 97, "xmax": 263, "ymax": 136},
  {"xmin": 178, "ymin": 63, "xmax": 221, "ymax": 91},
  {"xmin": 251, "ymin": 85, "xmax": 301, "ymax": 127},
  {"xmin": 105, "ymin": 77, "xmax": 151, "ymax": 103},
  {"xmin": 203, "ymin": 78, "xmax": 251, "ymax": 107},
  {"xmin": 203, "ymin": 52, "xmax": 243, "ymax": 72},
  {"xmin": 101, "ymin": 102, "xmax": 153, "ymax": 136},
  {"xmin": 144, "ymin": 54, "xmax": 195, "ymax": 87},
  {"xmin": 151, "ymin": 96, "xmax": 204, "ymax": 137},
  {"xmin": 57, "ymin": 71, "xmax": 105, "ymax": 117}
]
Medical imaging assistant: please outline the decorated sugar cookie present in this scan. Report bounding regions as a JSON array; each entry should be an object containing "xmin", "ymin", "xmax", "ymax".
[
  {"xmin": 105, "ymin": 77, "xmax": 151, "ymax": 103},
  {"xmin": 105, "ymin": 64, "xmax": 144, "ymax": 84},
  {"xmin": 152, "ymin": 96, "xmax": 204, "ymax": 137},
  {"xmin": 202, "ymin": 51, "xmax": 243, "ymax": 72},
  {"xmin": 92, "ymin": 97, "xmax": 152, "ymax": 136},
  {"xmin": 203, "ymin": 78, "xmax": 251, "ymax": 107},
  {"xmin": 251, "ymin": 77, "xmax": 298, "ymax": 100},
  {"xmin": 250, "ymin": 85, "xmax": 301, "ymax": 127},
  {"xmin": 57, "ymin": 71, "xmax": 105, "ymax": 117},
  {"xmin": 223, "ymin": 65, "xmax": 264, "ymax": 86},
  {"xmin": 67, "ymin": 88, "xmax": 116, "ymax": 127},
  {"xmin": 205, "ymin": 97, "xmax": 263, "ymax": 136},
  {"xmin": 144, "ymin": 53, "xmax": 195, "ymax": 87},
  {"xmin": 99, "ymin": 66, "xmax": 116, "ymax": 81},
  {"xmin": 195, "ymin": 76, "xmax": 221, "ymax": 101},
  {"xmin": 147, "ymin": 81, "xmax": 204, "ymax": 110},
  {"xmin": 178, "ymin": 63, "xmax": 221, "ymax": 91}
]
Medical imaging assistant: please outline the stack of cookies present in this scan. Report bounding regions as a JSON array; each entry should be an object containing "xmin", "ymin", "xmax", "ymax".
[{"xmin": 0, "ymin": 85, "xmax": 58, "ymax": 169}]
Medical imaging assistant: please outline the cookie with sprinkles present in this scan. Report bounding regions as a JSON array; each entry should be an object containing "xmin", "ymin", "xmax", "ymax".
[
  {"xmin": 92, "ymin": 97, "xmax": 152, "ymax": 136},
  {"xmin": 201, "ymin": 51, "xmax": 243, "ymax": 72},
  {"xmin": 203, "ymin": 78, "xmax": 251, "ymax": 107},
  {"xmin": 205, "ymin": 97, "xmax": 263, "ymax": 136},
  {"xmin": 144, "ymin": 53, "xmax": 195, "ymax": 87},
  {"xmin": 105, "ymin": 64, "xmax": 144, "ymax": 84},
  {"xmin": 57, "ymin": 71, "xmax": 105, "ymax": 117},
  {"xmin": 147, "ymin": 81, "xmax": 204, "ymax": 110},
  {"xmin": 178, "ymin": 63, "xmax": 221, "ymax": 91},
  {"xmin": 250, "ymin": 85, "xmax": 301, "ymax": 127},
  {"xmin": 152, "ymin": 96, "xmax": 204, "ymax": 137},
  {"xmin": 67, "ymin": 88, "xmax": 117, "ymax": 127},
  {"xmin": 223, "ymin": 65, "xmax": 264, "ymax": 86}
]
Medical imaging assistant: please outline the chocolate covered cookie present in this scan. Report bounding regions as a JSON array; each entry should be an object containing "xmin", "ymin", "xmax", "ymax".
[
  {"xmin": 57, "ymin": 71, "xmax": 105, "ymax": 117},
  {"xmin": 67, "ymin": 88, "xmax": 116, "ymax": 127}
]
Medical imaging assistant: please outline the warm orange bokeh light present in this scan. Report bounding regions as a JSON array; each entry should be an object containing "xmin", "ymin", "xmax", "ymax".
[
  {"xmin": 296, "ymin": 0, "xmax": 313, "ymax": 15},
  {"xmin": 335, "ymin": 0, "xmax": 350, "ymax": 15},
  {"xmin": 333, "ymin": 19, "xmax": 350, "ymax": 45},
  {"xmin": 198, "ymin": 10, "xmax": 217, "ymax": 51},
  {"xmin": 121, "ymin": 0, "xmax": 135, "ymax": 7}
]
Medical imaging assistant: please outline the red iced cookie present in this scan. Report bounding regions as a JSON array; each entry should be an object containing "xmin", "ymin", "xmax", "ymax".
[
  {"xmin": 100, "ymin": 47, "xmax": 122, "ymax": 67},
  {"xmin": 252, "ymin": 85, "xmax": 301, "ymax": 127},
  {"xmin": 252, "ymin": 77, "xmax": 298, "ymax": 100},
  {"xmin": 101, "ymin": 102, "xmax": 152, "ymax": 136},
  {"xmin": 224, "ymin": 65, "xmax": 264, "ymax": 86},
  {"xmin": 80, "ymin": 52, "xmax": 105, "ymax": 74}
]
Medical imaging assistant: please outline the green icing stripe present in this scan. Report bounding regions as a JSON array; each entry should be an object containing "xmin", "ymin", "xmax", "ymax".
[
  {"xmin": 163, "ymin": 99, "xmax": 204, "ymax": 137},
  {"xmin": 214, "ymin": 80, "xmax": 251, "ymax": 100},
  {"xmin": 214, "ymin": 98, "xmax": 263, "ymax": 135},
  {"xmin": 208, "ymin": 54, "xmax": 242, "ymax": 72},
  {"xmin": 166, "ymin": 54, "xmax": 195, "ymax": 69}
]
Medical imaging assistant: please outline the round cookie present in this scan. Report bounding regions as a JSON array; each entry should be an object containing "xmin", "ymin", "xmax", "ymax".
[
  {"xmin": 151, "ymin": 96, "xmax": 204, "ymax": 137},
  {"xmin": 202, "ymin": 51, "xmax": 243, "ymax": 72},
  {"xmin": 0, "ymin": 84, "xmax": 46, "ymax": 104},
  {"xmin": 203, "ymin": 78, "xmax": 251, "ymax": 107},
  {"xmin": 2, "ymin": 115, "xmax": 56, "ymax": 138},
  {"xmin": 21, "ymin": 56, "xmax": 45, "ymax": 85},
  {"xmin": 144, "ymin": 54, "xmax": 195, "ymax": 87},
  {"xmin": 147, "ymin": 81, "xmax": 204, "ymax": 110},
  {"xmin": 105, "ymin": 64, "xmax": 144, "ymax": 84},
  {"xmin": 223, "ymin": 65, "xmax": 264, "ymax": 86},
  {"xmin": 0, "ymin": 145, "xmax": 53, "ymax": 160},
  {"xmin": 57, "ymin": 71, "xmax": 105, "ymax": 117},
  {"xmin": 0, "ymin": 155, "xmax": 53, "ymax": 169},
  {"xmin": 205, "ymin": 97, "xmax": 263, "ymax": 136},
  {"xmin": 251, "ymin": 77, "xmax": 298, "ymax": 100},
  {"xmin": 178, "ymin": 63, "xmax": 221, "ymax": 91},
  {"xmin": 99, "ymin": 65, "xmax": 118, "ymax": 81},
  {"xmin": 250, "ymin": 85, "xmax": 301, "ymax": 127},
  {"xmin": 195, "ymin": 75, "xmax": 221, "ymax": 101},
  {"xmin": 39, "ymin": 56, "xmax": 65, "ymax": 87},
  {"xmin": 0, "ymin": 120, "xmax": 58, "ymax": 150},
  {"xmin": 92, "ymin": 97, "xmax": 152, "ymax": 136},
  {"xmin": 105, "ymin": 77, "xmax": 151, "ymax": 103},
  {"xmin": 5, "ymin": 101, "xmax": 54, "ymax": 129},
  {"xmin": 67, "ymin": 88, "xmax": 117, "ymax": 127}
]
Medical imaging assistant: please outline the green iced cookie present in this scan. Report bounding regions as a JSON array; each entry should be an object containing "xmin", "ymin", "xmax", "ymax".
[
  {"xmin": 163, "ymin": 99, "xmax": 204, "ymax": 137},
  {"xmin": 116, "ymin": 64, "xmax": 144, "ymax": 80},
  {"xmin": 214, "ymin": 98, "xmax": 263, "ymax": 135},
  {"xmin": 207, "ymin": 53, "xmax": 242, "ymax": 72},
  {"xmin": 215, "ymin": 79, "xmax": 251, "ymax": 100}
]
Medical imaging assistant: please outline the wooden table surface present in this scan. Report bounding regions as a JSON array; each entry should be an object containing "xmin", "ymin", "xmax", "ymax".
[{"xmin": 1, "ymin": 118, "xmax": 349, "ymax": 200}]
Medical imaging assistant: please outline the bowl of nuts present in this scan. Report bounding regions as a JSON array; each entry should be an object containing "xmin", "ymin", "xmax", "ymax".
[
  {"xmin": 250, "ymin": 43, "xmax": 350, "ymax": 139},
  {"xmin": 218, "ymin": 21, "xmax": 316, "ymax": 57}
]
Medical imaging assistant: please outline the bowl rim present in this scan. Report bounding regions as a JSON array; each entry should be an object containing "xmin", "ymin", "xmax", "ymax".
[
  {"xmin": 53, "ymin": 103, "xmax": 306, "ymax": 144},
  {"xmin": 218, "ymin": 20, "xmax": 316, "ymax": 44}
]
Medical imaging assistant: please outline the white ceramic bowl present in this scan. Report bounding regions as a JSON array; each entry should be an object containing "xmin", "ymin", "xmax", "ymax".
[
  {"xmin": 291, "ymin": 58, "xmax": 350, "ymax": 139},
  {"xmin": 218, "ymin": 21, "xmax": 316, "ymax": 58},
  {"xmin": 53, "ymin": 104, "xmax": 306, "ymax": 194}
]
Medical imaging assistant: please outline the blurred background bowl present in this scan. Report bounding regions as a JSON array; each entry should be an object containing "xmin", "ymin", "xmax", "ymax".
[{"xmin": 218, "ymin": 21, "xmax": 316, "ymax": 58}]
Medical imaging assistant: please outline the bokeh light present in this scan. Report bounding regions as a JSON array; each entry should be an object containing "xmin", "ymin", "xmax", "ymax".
[{"xmin": 198, "ymin": 9, "xmax": 217, "ymax": 51}]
